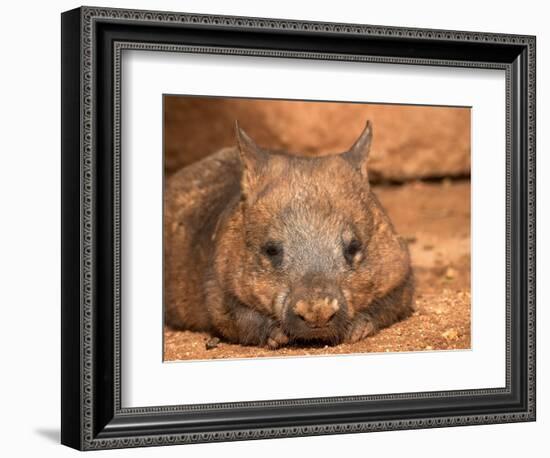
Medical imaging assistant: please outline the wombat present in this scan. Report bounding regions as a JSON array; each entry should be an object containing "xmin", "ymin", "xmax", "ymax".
[{"xmin": 164, "ymin": 121, "xmax": 414, "ymax": 349}]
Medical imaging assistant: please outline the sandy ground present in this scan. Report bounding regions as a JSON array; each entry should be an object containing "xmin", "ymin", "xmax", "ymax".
[{"xmin": 164, "ymin": 179, "xmax": 471, "ymax": 361}]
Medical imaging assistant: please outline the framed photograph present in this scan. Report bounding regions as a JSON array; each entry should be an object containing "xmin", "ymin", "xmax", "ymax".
[{"xmin": 61, "ymin": 6, "xmax": 536, "ymax": 450}]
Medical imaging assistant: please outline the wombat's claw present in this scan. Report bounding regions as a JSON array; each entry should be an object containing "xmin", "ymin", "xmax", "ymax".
[
  {"xmin": 267, "ymin": 327, "xmax": 289, "ymax": 349},
  {"xmin": 347, "ymin": 319, "xmax": 375, "ymax": 343}
]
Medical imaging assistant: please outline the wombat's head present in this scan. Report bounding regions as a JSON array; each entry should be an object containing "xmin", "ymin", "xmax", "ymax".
[{"xmin": 217, "ymin": 121, "xmax": 410, "ymax": 345}]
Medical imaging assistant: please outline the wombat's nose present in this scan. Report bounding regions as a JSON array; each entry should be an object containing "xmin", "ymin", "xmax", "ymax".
[{"xmin": 293, "ymin": 297, "xmax": 339, "ymax": 327}]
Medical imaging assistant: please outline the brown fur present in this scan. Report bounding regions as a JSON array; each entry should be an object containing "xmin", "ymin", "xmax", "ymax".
[{"xmin": 165, "ymin": 122, "xmax": 414, "ymax": 348}]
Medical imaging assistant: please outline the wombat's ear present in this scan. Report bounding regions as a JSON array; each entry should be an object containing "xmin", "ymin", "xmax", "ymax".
[
  {"xmin": 342, "ymin": 121, "xmax": 372, "ymax": 178},
  {"xmin": 235, "ymin": 121, "xmax": 269, "ymax": 200}
]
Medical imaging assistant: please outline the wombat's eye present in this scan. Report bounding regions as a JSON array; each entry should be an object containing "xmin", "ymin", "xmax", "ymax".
[
  {"xmin": 262, "ymin": 241, "xmax": 284, "ymax": 264},
  {"xmin": 344, "ymin": 239, "xmax": 362, "ymax": 264}
]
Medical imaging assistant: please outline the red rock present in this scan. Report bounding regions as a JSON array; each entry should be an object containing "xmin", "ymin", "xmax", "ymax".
[{"xmin": 164, "ymin": 96, "xmax": 470, "ymax": 182}]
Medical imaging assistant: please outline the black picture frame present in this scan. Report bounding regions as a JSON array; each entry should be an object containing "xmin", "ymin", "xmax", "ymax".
[{"xmin": 61, "ymin": 6, "xmax": 536, "ymax": 450}]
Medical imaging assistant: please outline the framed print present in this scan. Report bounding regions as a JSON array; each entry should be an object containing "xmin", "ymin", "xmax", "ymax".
[{"xmin": 61, "ymin": 6, "xmax": 536, "ymax": 450}]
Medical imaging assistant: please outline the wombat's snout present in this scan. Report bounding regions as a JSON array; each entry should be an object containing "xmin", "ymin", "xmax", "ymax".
[
  {"xmin": 284, "ymin": 277, "xmax": 347, "ymax": 341},
  {"xmin": 292, "ymin": 297, "xmax": 339, "ymax": 327}
]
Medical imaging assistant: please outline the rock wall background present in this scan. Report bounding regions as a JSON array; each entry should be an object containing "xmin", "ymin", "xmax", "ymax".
[{"xmin": 164, "ymin": 96, "xmax": 470, "ymax": 183}]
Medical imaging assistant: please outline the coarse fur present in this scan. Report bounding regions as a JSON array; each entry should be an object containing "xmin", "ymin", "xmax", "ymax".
[{"xmin": 164, "ymin": 122, "xmax": 414, "ymax": 348}]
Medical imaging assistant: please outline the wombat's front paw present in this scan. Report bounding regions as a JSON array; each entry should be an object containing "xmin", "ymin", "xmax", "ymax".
[
  {"xmin": 266, "ymin": 326, "xmax": 290, "ymax": 349},
  {"xmin": 346, "ymin": 316, "xmax": 376, "ymax": 343}
]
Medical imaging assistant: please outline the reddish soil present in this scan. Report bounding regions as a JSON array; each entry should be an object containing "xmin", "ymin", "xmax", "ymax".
[{"xmin": 164, "ymin": 179, "xmax": 471, "ymax": 361}]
